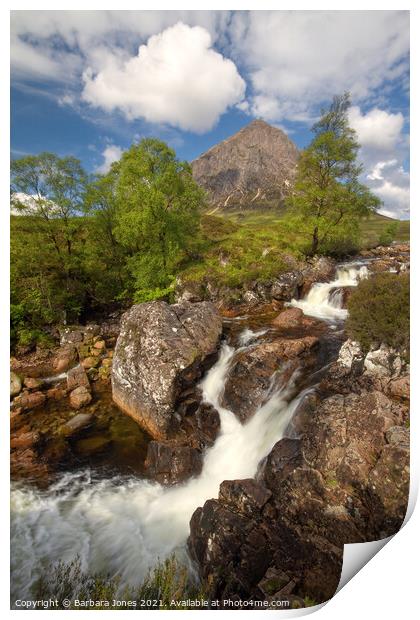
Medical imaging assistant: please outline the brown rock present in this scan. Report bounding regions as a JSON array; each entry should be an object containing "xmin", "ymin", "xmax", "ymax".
[
  {"xmin": 60, "ymin": 412, "xmax": 93, "ymax": 436},
  {"xmin": 387, "ymin": 375, "xmax": 410, "ymax": 400},
  {"xmin": 69, "ymin": 386, "xmax": 92, "ymax": 409},
  {"xmin": 82, "ymin": 356, "xmax": 100, "ymax": 369},
  {"xmin": 67, "ymin": 365, "xmax": 90, "ymax": 390},
  {"xmin": 46, "ymin": 387, "xmax": 67, "ymax": 401},
  {"xmin": 23, "ymin": 377, "xmax": 44, "ymax": 390},
  {"xmin": 52, "ymin": 345, "xmax": 78, "ymax": 374},
  {"xmin": 144, "ymin": 441, "xmax": 202, "ymax": 485},
  {"xmin": 93, "ymin": 340, "xmax": 106, "ymax": 350},
  {"xmin": 12, "ymin": 390, "xmax": 46, "ymax": 411},
  {"xmin": 11, "ymin": 431, "xmax": 40, "ymax": 450},
  {"xmin": 10, "ymin": 371, "xmax": 22, "ymax": 397}
]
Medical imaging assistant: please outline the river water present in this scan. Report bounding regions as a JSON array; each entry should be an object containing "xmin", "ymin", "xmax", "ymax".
[{"xmin": 10, "ymin": 261, "xmax": 369, "ymax": 603}]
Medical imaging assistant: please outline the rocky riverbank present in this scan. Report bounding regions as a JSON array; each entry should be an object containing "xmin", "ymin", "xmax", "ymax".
[{"xmin": 10, "ymin": 243, "xmax": 410, "ymax": 607}]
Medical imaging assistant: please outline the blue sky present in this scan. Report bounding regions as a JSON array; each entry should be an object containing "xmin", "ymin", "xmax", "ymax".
[{"xmin": 11, "ymin": 10, "xmax": 410, "ymax": 218}]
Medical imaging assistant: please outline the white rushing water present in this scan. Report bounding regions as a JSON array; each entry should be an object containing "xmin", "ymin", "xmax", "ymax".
[
  {"xmin": 11, "ymin": 339, "xmax": 305, "ymax": 601},
  {"xmin": 290, "ymin": 263, "xmax": 369, "ymax": 321}
]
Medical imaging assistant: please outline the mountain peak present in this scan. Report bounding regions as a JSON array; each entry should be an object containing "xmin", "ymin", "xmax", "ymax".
[{"xmin": 192, "ymin": 120, "xmax": 299, "ymax": 210}]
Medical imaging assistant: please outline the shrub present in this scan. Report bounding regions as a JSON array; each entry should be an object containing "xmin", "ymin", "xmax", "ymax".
[
  {"xmin": 378, "ymin": 222, "xmax": 399, "ymax": 246},
  {"xmin": 35, "ymin": 555, "xmax": 204, "ymax": 610},
  {"xmin": 346, "ymin": 272, "xmax": 409, "ymax": 353}
]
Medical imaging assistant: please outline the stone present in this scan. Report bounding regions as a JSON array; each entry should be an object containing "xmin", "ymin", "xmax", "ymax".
[
  {"xmin": 53, "ymin": 346, "xmax": 78, "ymax": 374},
  {"xmin": 74, "ymin": 435, "xmax": 112, "ymax": 456},
  {"xmin": 60, "ymin": 412, "xmax": 93, "ymax": 436},
  {"xmin": 82, "ymin": 356, "xmax": 100, "ymax": 369},
  {"xmin": 221, "ymin": 338, "xmax": 318, "ymax": 421},
  {"xmin": 364, "ymin": 344, "xmax": 401, "ymax": 378},
  {"xmin": 23, "ymin": 377, "xmax": 44, "ymax": 390},
  {"xmin": 270, "ymin": 272, "xmax": 304, "ymax": 301},
  {"xmin": 67, "ymin": 365, "xmax": 90, "ymax": 390},
  {"xmin": 219, "ymin": 479, "xmax": 272, "ymax": 517},
  {"xmin": 336, "ymin": 339, "xmax": 364, "ymax": 371},
  {"xmin": 144, "ymin": 441, "xmax": 202, "ymax": 485},
  {"xmin": 271, "ymin": 307, "xmax": 317, "ymax": 330},
  {"xmin": 112, "ymin": 301, "xmax": 222, "ymax": 439},
  {"xmin": 59, "ymin": 327, "xmax": 83, "ymax": 346},
  {"xmin": 12, "ymin": 390, "xmax": 46, "ymax": 411},
  {"xmin": 10, "ymin": 431, "xmax": 40, "ymax": 450},
  {"xmin": 69, "ymin": 386, "xmax": 92, "ymax": 410},
  {"xmin": 10, "ymin": 371, "xmax": 22, "ymax": 397},
  {"xmin": 387, "ymin": 375, "xmax": 409, "ymax": 400},
  {"xmin": 93, "ymin": 339, "xmax": 106, "ymax": 350},
  {"xmin": 46, "ymin": 387, "xmax": 66, "ymax": 401}
]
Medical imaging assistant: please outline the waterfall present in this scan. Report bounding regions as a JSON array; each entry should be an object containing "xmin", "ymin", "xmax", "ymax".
[
  {"xmin": 11, "ymin": 339, "xmax": 305, "ymax": 602},
  {"xmin": 290, "ymin": 263, "xmax": 369, "ymax": 321}
]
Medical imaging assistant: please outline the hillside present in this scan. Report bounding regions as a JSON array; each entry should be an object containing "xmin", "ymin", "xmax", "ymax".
[{"xmin": 191, "ymin": 120, "xmax": 299, "ymax": 210}]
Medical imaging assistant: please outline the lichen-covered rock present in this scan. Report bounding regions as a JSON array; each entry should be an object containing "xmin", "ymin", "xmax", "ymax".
[
  {"xmin": 270, "ymin": 272, "xmax": 304, "ymax": 301},
  {"xmin": 221, "ymin": 338, "xmax": 318, "ymax": 422},
  {"xmin": 112, "ymin": 301, "xmax": 222, "ymax": 439},
  {"xmin": 10, "ymin": 372, "xmax": 22, "ymax": 397},
  {"xmin": 12, "ymin": 390, "xmax": 46, "ymax": 411}
]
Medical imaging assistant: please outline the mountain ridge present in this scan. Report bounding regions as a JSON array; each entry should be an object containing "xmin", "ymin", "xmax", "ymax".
[{"xmin": 191, "ymin": 119, "xmax": 299, "ymax": 210}]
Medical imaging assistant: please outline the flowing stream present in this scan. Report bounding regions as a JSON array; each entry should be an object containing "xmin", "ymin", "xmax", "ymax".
[
  {"xmin": 290, "ymin": 263, "xmax": 369, "ymax": 321},
  {"xmin": 10, "ymin": 260, "xmax": 370, "ymax": 603}
]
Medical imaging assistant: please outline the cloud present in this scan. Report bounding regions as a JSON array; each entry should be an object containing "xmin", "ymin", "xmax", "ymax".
[
  {"xmin": 96, "ymin": 144, "xmax": 123, "ymax": 174},
  {"xmin": 81, "ymin": 23, "xmax": 245, "ymax": 133},
  {"xmin": 347, "ymin": 105, "xmax": 409, "ymax": 219},
  {"xmin": 230, "ymin": 11, "xmax": 409, "ymax": 124},
  {"xmin": 348, "ymin": 107, "xmax": 404, "ymax": 152}
]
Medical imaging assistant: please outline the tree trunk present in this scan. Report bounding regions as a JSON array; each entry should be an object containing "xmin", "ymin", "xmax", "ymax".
[{"xmin": 310, "ymin": 226, "xmax": 319, "ymax": 256}]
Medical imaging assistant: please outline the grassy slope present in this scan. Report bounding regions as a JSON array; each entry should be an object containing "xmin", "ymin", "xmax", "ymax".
[{"xmin": 178, "ymin": 210, "xmax": 410, "ymax": 290}]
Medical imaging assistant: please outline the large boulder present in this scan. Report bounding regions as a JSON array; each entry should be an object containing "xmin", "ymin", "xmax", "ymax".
[
  {"xmin": 221, "ymin": 337, "xmax": 318, "ymax": 422},
  {"xmin": 112, "ymin": 301, "xmax": 222, "ymax": 439}
]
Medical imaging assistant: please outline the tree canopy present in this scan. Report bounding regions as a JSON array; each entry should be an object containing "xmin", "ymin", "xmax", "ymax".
[{"xmin": 285, "ymin": 92, "xmax": 381, "ymax": 256}]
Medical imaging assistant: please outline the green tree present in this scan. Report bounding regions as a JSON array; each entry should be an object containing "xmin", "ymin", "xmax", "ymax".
[
  {"xmin": 286, "ymin": 93, "xmax": 381, "ymax": 256},
  {"xmin": 108, "ymin": 138, "xmax": 204, "ymax": 301},
  {"xmin": 10, "ymin": 153, "xmax": 88, "ymax": 327}
]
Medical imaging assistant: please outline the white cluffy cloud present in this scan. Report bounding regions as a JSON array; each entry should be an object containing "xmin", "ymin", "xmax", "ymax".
[
  {"xmin": 82, "ymin": 23, "xmax": 245, "ymax": 133},
  {"xmin": 95, "ymin": 145, "xmax": 123, "ymax": 174},
  {"xmin": 348, "ymin": 106, "xmax": 409, "ymax": 219},
  {"xmin": 230, "ymin": 11, "xmax": 409, "ymax": 124}
]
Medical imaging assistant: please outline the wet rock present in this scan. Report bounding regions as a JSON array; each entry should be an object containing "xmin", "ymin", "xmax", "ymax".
[
  {"xmin": 219, "ymin": 479, "xmax": 272, "ymax": 517},
  {"xmin": 67, "ymin": 365, "xmax": 90, "ymax": 391},
  {"xmin": 112, "ymin": 301, "xmax": 222, "ymax": 439},
  {"xmin": 12, "ymin": 390, "xmax": 46, "ymax": 411},
  {"xmin": 69, "ymin": 386, "xmax": 92, "ymax": 410},
  {"xmin": 301, "ymin": 257, "xmax": 336, "ymax": 296},
  {"xmin": 60, "ymin": 412, "xmax": 93, "ymax": 436},
  {"xmin": 52, "ymin": 346, "xmax": 78, "ymax": 374},
  {"xmin": 74, "ymin": 435, "xmax": 112, "ymax": 456},
  {"xmin": 221, "ymin": 338, "xmax": 318, "ymax": 422},
  {"xmin": 23, "ymin": 377, "xmax": 44, "ymax": 390},
  {"xmin": 270, "ymin": 272, "xmax": 304, "ymax": 301},
  {"xmin": 144, "ymin": 441, "xmax": 202, "ymax": 484},
  {"xmin": 271, "ymin": 307, "xmax": 317, "ymax": 330},
  {"xmin": 10, "ymin": 372, "xmax": 22, "ymax": 397},
  {"xmin": 10, "ymin": 431, "xmax": 40, "ymax": 450},
  {"xmin": 264, "ymin": 438, "xmax": 304, "ymax": 493},
  {"xmin": 46, "ymin": 386, "xmax": 67, "ymax": 401}
]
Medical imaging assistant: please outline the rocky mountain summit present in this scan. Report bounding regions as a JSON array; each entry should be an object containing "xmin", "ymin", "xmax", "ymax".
[{"xmin": 191, "ymin": 120, "xmax": 299, "ymax": 210}]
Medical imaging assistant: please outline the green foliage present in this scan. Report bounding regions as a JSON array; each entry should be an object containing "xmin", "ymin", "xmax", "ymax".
[
  {"xmin": 285, "ymin": 93, "xmax": 380, "ymax": 256},
  {"xmin": 35, "ymin": 555, "xmax": 204, "ymax": 610},
  {"xmin": 378, "ymin": 221, "xmax": 399, "ymax": 246},
  {"xmin": 346, "ymin": 272, "xmax": 409, "ymax": 353}
]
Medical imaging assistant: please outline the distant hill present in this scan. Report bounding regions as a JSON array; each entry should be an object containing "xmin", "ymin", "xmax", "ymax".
[{"xmin": 191, "ymin": 120, "xmax": 299, "ymax": 211}]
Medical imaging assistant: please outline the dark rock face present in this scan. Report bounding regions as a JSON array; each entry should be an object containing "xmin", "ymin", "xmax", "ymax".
[
  {"xmin": 188, "ymin": 339, "xmax": 410, "ymax": 605},
  {"xmin": 221, "ymin": 338, "xmax": 318, "ymax": 422},
  {"xmin": 112, "ymin": 301, "xmax": 222, "ymax": 439},
  {"xmin": 144, "ymin": 441, "xmax": 202, "ymax": 485},
  {"xmin": 192, "ymin": 120, "xmax": 299, "ymax": 209}
]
